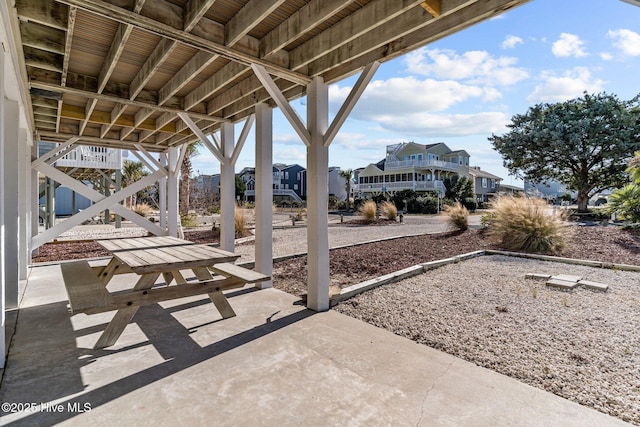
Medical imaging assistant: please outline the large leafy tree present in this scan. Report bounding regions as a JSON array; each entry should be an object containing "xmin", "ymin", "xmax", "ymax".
[
  {"xmin": 489, "ymin": 92, "xmax": 640, "ymax": 212},
  {"xmin": 443, "ymin": 175, "xmax": 474, "ymax": 202}
]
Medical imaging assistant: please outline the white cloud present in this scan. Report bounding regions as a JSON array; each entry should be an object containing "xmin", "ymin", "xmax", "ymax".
[
  {"xmin": 502, "ymin": 35, "xmax": 523, "ymax": 49},
  {"xmin": 607, "ymin": 29, "xmax": 640, "ymax": 56},
  {"xmin": 273, "ymin": 146, "xmax": 305, "ymax": 163},
  {"xmin": 330, "ymin": 77, "xmax": 489, "ymax": 118},
  {"xmin": 552, "ymin": 33, "xmax": 588, "ymax": 58},
  {"xmin": 527, "ymin": 67, "xmax": 606, "ymax": 103},
  {"xmin": 600, "ymin": 52, "xmax": 613, "ymax": 61},
  {"xmin": 371, "ymin": 111, "xmax": 510, "ymax": 137},
  {"xmin": 404, "ymin": 48, "xmax": 529, "ymax": 86}
]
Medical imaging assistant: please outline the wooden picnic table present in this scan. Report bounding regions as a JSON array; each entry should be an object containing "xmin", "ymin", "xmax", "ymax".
[{"xmin": 60, "ymin": 236, "xmax": 269, "ymax": 349}]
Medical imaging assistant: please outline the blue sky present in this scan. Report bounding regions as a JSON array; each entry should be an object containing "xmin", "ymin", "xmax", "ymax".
[{"xmin": 191, "ymin": 0, "xmax": 640, "ymax": 187}]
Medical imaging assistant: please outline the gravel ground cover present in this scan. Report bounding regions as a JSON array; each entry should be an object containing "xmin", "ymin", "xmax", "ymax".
[
  {"xmin": 335, "ymin": 255, "xmax": 640, "ymax": 425},
  {"xmin": 29, "ymin": 220, "xmax": 640, "ymax": 423}
]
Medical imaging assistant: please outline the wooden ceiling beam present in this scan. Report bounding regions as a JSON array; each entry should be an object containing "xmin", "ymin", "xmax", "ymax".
[
  {"xmin": 259, "ymin": 0, "xmax": 357, "ymax": 57},
  {"xmin": 58, "ymin": 6, "xmax": 76, "ymax": 131},
  {"xmin": 56, "ymin": 0, "xmax": 311, "ymax": 85},
  {"xmin": 158, "ymin": 50, "xmax": 218, "ymax": 105},
  {"xmin": 20, "ymin": 22, "xmax": 65, "ymax": 55},
  {"xmin": 30, "ymin": 78, "xmax": 225, "ymax": 123},
  {"xmin": 38, "ymin": 130, "xmax": 168, "ymax": 152},
  {"xmin": 289, "ymin": 0, "xmax": 425, "ymax": 70},
  {"xmin": 321, "ymin": 0, "xmax": 527, "ymax": 84},
  {"xmin": 421, "ymin": 0, "xmax": 441, "ymax": 17},
  {"xmin": 60, "ymin": 104, "xmax": 190, "ymax": 135},
  {"xmin": 207, "ymin": 0, "xmax": 427, "ymax": 119},
  {"xmin": 15, "ymin": 0, "xmax": 68, "ymax": 31},
  {"xmin": 225, "ymin": 0, "xmax": 286, "ymax": 47},
  {"xmin": 184, "ymin": 0, "xmax": 217, "ymax": 31}
]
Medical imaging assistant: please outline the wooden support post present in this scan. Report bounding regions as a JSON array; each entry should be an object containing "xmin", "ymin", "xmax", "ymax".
[
  {"xmin": 0, "ymin": 49, "xmax": 5, "ymax": 367},
  {"xmin": 306, "ymin": 77, "xmax": 330, "ymax": 311},
  {"xmin": 220, "ymin": 123, "xmax": 235, "ymax": 252},
  {"xmin": 30, "ymin": 144, "xmax": 39, "ymax": 257},
  {"xmin": 167, "ymin": 147, "xmax": 180, "ymax": 237},
  {"xmin": 159, "ymin": 153, "xmax": 167, "ymax": 230},
  {"xmin": 252, "ymin": 63, "xmax": 378, "ymax": 312},
  {"xmin": 115, "ymin": 169, "xmax": 122, "ymax": 228},
  {"xmin": 3, "ymin": 99, "xmax": 20, "ymax": 308},
  {"xmin": 18, "ymin": 129, "xmax": 30, "ymax": 280},
  {"xmin": 103, "ymin": 176, "xmax": 111, "ymax": 225},
  {"xmin": 255, "ymin": 103, "xmax": 273, "ymax": 289}
]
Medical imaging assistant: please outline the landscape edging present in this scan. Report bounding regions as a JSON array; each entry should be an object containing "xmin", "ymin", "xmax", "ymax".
[{"xmin": 329, "ymin": 249, "xmax": 640, "ymax": 306}]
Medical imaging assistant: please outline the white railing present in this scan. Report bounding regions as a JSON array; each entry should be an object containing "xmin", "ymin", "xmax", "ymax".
[
  {"xmin": 56, "ymin": 146, "xmax": 122, "ymax": 169},
  {"xmin": 245, "ymin": 188, "xmax": 302, "ymax": 202},
  {"xmin": 355, "ymin": 180, "xmax": 445, "ymax": 192},
  {"xmin": 385, "ymin": 158, "xmax": 459, "ymax": 171}
]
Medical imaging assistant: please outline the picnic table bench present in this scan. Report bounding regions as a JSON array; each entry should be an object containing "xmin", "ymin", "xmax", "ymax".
[{"xmin": 60, "ymin": 236, "xmax": 269, "ymax": 348}]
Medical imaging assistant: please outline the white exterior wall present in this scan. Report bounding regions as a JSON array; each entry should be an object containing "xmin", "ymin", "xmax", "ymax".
[{"xmin": 0, "ymin": 4, "xmax": 36, "ymax": 365}]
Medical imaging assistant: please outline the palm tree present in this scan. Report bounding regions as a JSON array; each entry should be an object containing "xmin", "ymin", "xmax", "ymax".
[
  {"xmin": 121, "ymin": 160, "xmax": 147, "ymax": 208},
  {"xmin": 180, "ymin": 140, "xmax": 203, "ymax": 216},
  {"xmin": 339, "ymin": 168, "xmax": 353, "ymax": 210}
]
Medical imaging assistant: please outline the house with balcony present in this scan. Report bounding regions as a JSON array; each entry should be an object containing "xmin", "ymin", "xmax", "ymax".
[
  {"xmin": 354, "ymin": 142, "xmax": 470, "ymax": 198},
  {"xmin": 468, "ymin": 166, "xmax": 502, "ymax": 202},
  {"xmin": 243, "ymin": 164, "xmax": 305, "ymax": 203},
  {"xmin": 38, "ymin": 142, "xmax": 123, "ymax": 225}
]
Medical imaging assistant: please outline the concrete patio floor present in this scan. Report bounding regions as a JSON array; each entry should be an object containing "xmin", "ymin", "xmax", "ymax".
[{"xmin": 0, "ymin": 263, "xmax": 629, "ymax": 426}]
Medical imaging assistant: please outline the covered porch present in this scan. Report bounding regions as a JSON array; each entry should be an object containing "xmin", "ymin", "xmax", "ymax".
[
  {"xmin": 0, "ymin": 0, "xmax": 536, "ymax": 366},
  {"xmin": 1, "ymin": 263, "xmax": 624, "ymax": 426}
]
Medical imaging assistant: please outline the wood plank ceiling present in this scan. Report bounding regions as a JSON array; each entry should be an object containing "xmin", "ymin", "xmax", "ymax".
[{"xmin": 10, "ymin": 0, "xmax": 529, "ymax": 152}]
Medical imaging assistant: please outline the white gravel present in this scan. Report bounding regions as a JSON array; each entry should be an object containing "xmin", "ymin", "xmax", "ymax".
[{"xmin": 335, "ymin": 255, "xmax": 640, "ymax": 425}]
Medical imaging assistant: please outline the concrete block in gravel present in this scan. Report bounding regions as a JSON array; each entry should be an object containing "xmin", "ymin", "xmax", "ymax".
[
  {"xmin": 578, "ymin": 279, "xmax": 609, "ymax": 292},
  {"xmin": 546, "ymin": 278, "xmax": 579, "ymax": 290},
  {"xmin": 525, "ymin": 273, "xmax": 551, "ymax": 281},
  {"xmin": 336, "ymin": 264, "xmax": 425, "ymax": 302},
  {"xmin": 553, "ymin": 274, "xmax": 582, "ymax": 282},
  {"xmin": 422, "ymin": 257, "xmax": 458, "ymax": 270}
]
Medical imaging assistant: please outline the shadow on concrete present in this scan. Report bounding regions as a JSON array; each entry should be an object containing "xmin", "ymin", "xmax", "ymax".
[{"xmin": 1, "ymin": 291, "xmax": 312, "ymax": 426}]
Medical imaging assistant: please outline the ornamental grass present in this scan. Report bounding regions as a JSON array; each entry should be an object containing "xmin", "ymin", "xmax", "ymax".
[
  {"xmin": 486, "ymin": 195, "xmax": 570, "ymax": 254},
  {"xmin": 380, "ymin": 201, "xmax": 397, "ymax": 220},
  {"xmin": 443, "ymin": 201, "xmax": 469, "ymax": 231},
  {"xmin": 358, "ymin": 200, "xmax": 377, "ymax": 222}
]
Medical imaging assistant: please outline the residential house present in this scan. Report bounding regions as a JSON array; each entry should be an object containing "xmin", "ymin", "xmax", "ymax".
[
  {"xmin": 192, "ymin": 174, "xmax": 221, "ymax": 202},
  {"xmin": 524, "ymin": 178, "xmax": 575, "ymax": 204},
  {"xmin": 498, "ymin": 184, "xmax": 525, "ymax": 196},
  {"xmin": 354, "ymin": 142, "xmax": 470, "ymax": 197},
  {"xmin": 468, "ymin": 166, "xmax": 502, "ymax": 202},
  {"xmin": 244, "ymin": 164, "xmax": 305, "ymax": 203}
]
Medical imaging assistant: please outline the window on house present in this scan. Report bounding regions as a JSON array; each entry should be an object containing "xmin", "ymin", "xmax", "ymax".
[
  {"xmin": 482, "ymin": 178, "xmax": 488, "ymax": 188},
  {"xmin": 285, "ymin": 171, "xmax": 288, "ymax": 179},
  {"xmin": 294, "ymin": 184, "xmax": 298, "ymax": 190},
  {"xmin": 491, "ymin": 180, "xmax": 496, "ymax": 189},
  {"xmin": 459, "ymin": 156, "xmax": 463, "ymax": 165},
  {"xmin": 285, "ymin": 184, "xmax": 289, "ymax": 189},
  {"xmin": 465, "ymin": 158, "xmax": 469, "ymax": 166},
  {"xmin": 417, "ymin": 154, "xmax": 423, "ymax": 161},
  {"xmin": 385, "ymin": 175, "xmax": 390, "ymax": 182},
  {"xmin": 411, "ymin": 154, "xmax": 416, "ymax": 160},
  {"xmin": 403, "ymin": 156, "xmax": 409, "ymax": 161}
]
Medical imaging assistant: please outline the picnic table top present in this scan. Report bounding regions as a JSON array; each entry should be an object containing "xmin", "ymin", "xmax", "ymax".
[{"xmin": 97, "ymin": 236, "xmax": 239, "ymax": 274}]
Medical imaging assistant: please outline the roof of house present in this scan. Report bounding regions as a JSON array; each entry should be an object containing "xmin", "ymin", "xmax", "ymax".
[{"xmin": 468, "ymin": 167, "xmax": 502, "ymax": 180}]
